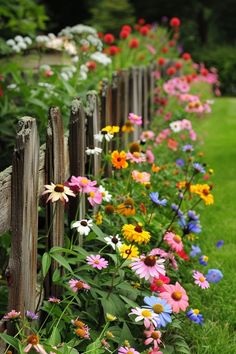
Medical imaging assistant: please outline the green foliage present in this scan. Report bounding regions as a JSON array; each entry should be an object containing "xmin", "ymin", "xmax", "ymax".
[
  {"xmin": 89, "ymin": 0, "xmax": 135, "ymax": 33},
  {"xmin": 0, "ymin": 0, "xmax": 48, "ymax": 38}
]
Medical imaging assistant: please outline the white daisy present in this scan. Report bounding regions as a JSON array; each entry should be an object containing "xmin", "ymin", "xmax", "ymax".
[
  {"xmin": 99, "ymin": 186, "xmax": 112, "ymax": 202},
  {"xmin": 104, "ymin": 235, "xmax": 122, "ymax": 250},
  {"xmin": 94, "ymin": 131, "xmax": 113, "ymax": 142},
  {"xmin": 86, "ymin": 147, "xmax": 103, "ymax": 155},
  {"xmin": 71, "ymin": 219, "xmax": 93, "ymax": 236}
]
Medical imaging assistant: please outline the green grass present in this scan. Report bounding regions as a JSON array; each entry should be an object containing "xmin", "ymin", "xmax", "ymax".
[{"xmin": 186, "ymin": 98, "xmax": 236, "ymax": 353}]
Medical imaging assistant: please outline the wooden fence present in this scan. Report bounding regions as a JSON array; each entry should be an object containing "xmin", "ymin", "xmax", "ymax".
[{"xmin": 0, "ymin": 64, "xmax": 156, "ymax": 331}]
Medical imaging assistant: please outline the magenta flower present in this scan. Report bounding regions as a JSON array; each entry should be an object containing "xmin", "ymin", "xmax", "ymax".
[
  {"xmin": 48, "ymin": 297, "xmax": 61, "ymax": 303},
  {"xmin": 87, "ymin": 189, "xmax": 103, "ymax": 207},
  {"xmin": 3, "ymin": 310, "xmax": 21, "ymax": 320},
  {"xmin": 146, "ymin": 149, "xmax": 155, "ymax": 164},
  {"xmin": 118, "ymin": 347, "xmax": 140, "ymax": 354},
  {"xmin": 130, "ymin": 255, "xmax": 165, "ymax": 281},
  {"xmin": 126, "ymin": 152, "xmax": 146, "ymax": 163},
  {"xmin": 69, "ymin": 279, "xmax": 91, "ymax": 292},
  {"xmin": 144, "ymin": 324, "xmax": 162, "ymax": 348},
  {"xmin": 164, "ymin": 232, "xmax": 183, "ymax": 252},
  {"xmin": 193, "ymin": 270, "xmax": 210, "ymax": 289},
  {"xmin": 86, "ymin": 255, "xmax": 108, "ymax": 270},
  {"xmin": 160, "ymin": 282, "xmax": 189, "ymax": 313},
  {"xmin": 128, "ymin": 113, "xmax": 142, "ymax": 126},
  {"xmin": 68, "ymin": 176, "xmax": 97, "ymax": 193}
]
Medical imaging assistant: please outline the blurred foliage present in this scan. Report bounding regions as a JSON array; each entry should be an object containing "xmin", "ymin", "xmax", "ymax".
[
  {"xmin": 0, "ymin": 0, "xmax": 48, "ymax": 38},
  {"xmin": 88, "ymin": 0, "xmax": 135, "ymax": 33}
]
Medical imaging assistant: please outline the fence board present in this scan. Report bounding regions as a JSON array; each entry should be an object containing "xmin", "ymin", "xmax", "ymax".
[
  {"xmin": 7, "ymin": 117, "xmax": 39, "ymax": 326},
  {"xmin": 0, "ymin": 166, "xmax": 12, "ymax": 235}
]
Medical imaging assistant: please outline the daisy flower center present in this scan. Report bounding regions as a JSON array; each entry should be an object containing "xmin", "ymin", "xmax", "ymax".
[
  {"xmin": 94, "ymin": 260, "xmax": 100, "ymax": 264},
  {"xmin": 117, "ymin": 157, "xmax": 122, "ymax": 162},
  {"xmin": 199, "ymin": 276, "xmax": 205, "ymax": 282},
  {"xmin": 173, "ymin": 235, "xmax": 182, "ymax": 243},
  {"xmin": 133, "ymin": 152, "xmax": 140, "ymax": 158},
  {"xmin": 127, "ymin": 351, "xmax": 134, "ymax": 354},
  {"xmin": 134, "ymin": 225, "xmax": 143, "ymax": 233},
  {"xmin": 151, "ymin": 331, "xmax": 160, "ymax": 339},
  {"xmin": 90, "ymin": 191, "xmax": 95, "ymax": 197},
  {"xmin": 152, "ymin": 303, "xmax": 164, "ymax": 314},
  {"xmin": 54, "ymin": 184, "xmax": 64, "ymax": 192},
  {"xmin": 80, "ymin": 221, "xmax": 88, "ymax": 226},
  {"xmin": 202, "ymin": 188, "xmax": 209, "ymax": 196},
  {"xmin": 171, "ymin": 291, "xmax": 182, "ymax": 301},
  {"xmin": 203, "ymin": 256, "xmax": 208, "ymax": 262},
  {"xmin": 27, "ymin": 334, "xmax": 39, "ymax": 345},
  {"xmin": 193, "ymin": 309, "xmax": 200, "ymax": 315},
  {"xmin": 111, "ymin": 236, "xmax": 119, "ymax": 244},
  {"xmin": 125, "ymin": 249, "xmax": 132, "ymax": 255},
  {"xmin": 144, "ymin": 256, "xmax": 156, "ymax": 267},
  {"xmin": 154, "ymin": 279, "xmax": 163, "ymax": 287},
  {"xmin": 141, "ymin": 309, "xmax": 152, "ymax": 318},
  {"xmin": 81, "ymin": 178, "xmax": 88, "ymax": 184},
  {"xmin": 76, "ymin": 281, "xmax": 84, "ymax": 289}
]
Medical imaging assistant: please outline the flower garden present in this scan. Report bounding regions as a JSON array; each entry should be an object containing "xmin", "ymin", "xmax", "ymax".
[{"xmin": 0, "ymin": 13, "xmax": 235, "ymax": 354}]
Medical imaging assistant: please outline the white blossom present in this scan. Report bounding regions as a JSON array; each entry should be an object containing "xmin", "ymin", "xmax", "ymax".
[
  {"xmin": 90, "ymin": 52, "xmax": 111, "ymax": 66},
  {"xmin": 71, "ymin": 219, "xmax": 93, "ymax": 236}
]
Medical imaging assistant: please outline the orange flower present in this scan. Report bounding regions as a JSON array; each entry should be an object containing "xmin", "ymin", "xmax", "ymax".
[
  {"xmin": 117, "ymin": 198, "xmax": 136, "ymax": 216},
  {"xmin": 111, "ymin": 150, "xmax": 128, "ymax": 169},
  {"xmin": 152, "ymin": 164, "xmax": 161, "ymax": 173}
]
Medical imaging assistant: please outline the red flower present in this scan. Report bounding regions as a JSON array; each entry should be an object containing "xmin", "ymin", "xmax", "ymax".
[
  {"xmin": 175, "ymin": 62, "xmax": 182, "ymax": 70},
  {"xmin": 86, "ymin": 61, "xmax": 97, "ymax": 71},
  {"xmin": 161, "ymin": 46, "xmax": 168, "ymax": 54},
  {"xmin": 140, "ymin": 25, "xmax": 149, "ymax": 36},
  {"xmin": 104, "ymin": 33, "xmax": 115, "ymax": 44},
  {"xmin": 200, "ymin": 68, "xmax": 209, "ymax": 76},
  {"xmin": 168, "ymin": 40, "xmax": 176, "ymax": 47},
  {"xmin": 0, "ymin": 85, "xmax": 3, "ymax": 97},
  {"xmin": 166, "ymin": 66, "xmax": 176, "ymax": 76},
  {"xmin": 173, "ymin": 33, "xmax": 180, "ymax": 40},
  {"xmin": 176, "ymin": 249, "xmax": 190, "ymax": 261},
  {"xmin": 185, "ymin": 75, "xmax": 193, "ymax": 83},
  {"xmin": 129, "ymin": 38, "xmax": 139, "ymax": 48},
  {"xmin": 157, "ymin": 57, "xmax": 166, "ymax": 66},
  {"xmin": 170, "ymin": 17, "xmax": 181, "ymax": 27},
  {"xmin": 138, "ymin": 18, "xmax": 145, "ymax": 25},
  {"xmin": 122, "ymin": 25, "xmax": 132, "ymax": 33},
  {"xmin": 150, "ymin": 274, "xmax": 170, "ymax": 292},
  {"xmin": 182, "ymin": 52, "xmax": 191, "ymax": 61},
  {"xmin": 108, "ymin": 45, "xmax": 120, "ymax": 56},
  {"xmin": 98, "ymin": 32, "xmax": 103, "ymax": 39},
  {"xmin": 192, "ymin": 72, "xmax": 197, "ymax": 79},
  {"xmin": 120, "ymin": 30, "xmax": 129, "ymax": 39}
]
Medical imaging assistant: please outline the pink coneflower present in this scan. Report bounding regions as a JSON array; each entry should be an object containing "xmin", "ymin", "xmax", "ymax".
[
  {"xmin": 3, "ymin": 310, "xmax": 21, "ymax": 320},
  {"xmin": 118, "ymin": 347, "xmax": 140, "ymax": 354},
  {"xmin": 127, "ymin": 152, "xmax": 146, "ymax": 163},
  {"xmin": 86, "ymin": 254, "xmax": 108, "ymax": 270},
  {"xmin": 129, "ymin": 307, "xmax": 160, "ymax": 328},
  {"xmin": 87, "ymin": 189, "xmax": 103, "ymax": 207},
  {"xmin": 193, "ymin": 271, "xmax": 210, "ymax": 289},
  {"xmin": 23, "ymin": 335, "xmax": 47, "ymax": 354},
  {"xmin": 42, "ymin": 183, "xmax": 75, "ymax": 203},
  {"xmin": 132, "ymin": 170, "xmax": 151, "ymax": 184},
  {"xmin": 144, "ymin": 324, "xmax": 162, "ymax": 348},
  {"xmin": 140, "ymin": 130, "xmax": 155, "ymax": 141},
  {"xmin": 128, "ymin": 113, "xmax": 142, "ymax": 126},
  {"xmin": 146, "ymin": 149, "xmax": 155, "ymax": 164},
  {"xmin": 130, "ymin": 255, "xmax": 165, "ymax": 281},
  {"xmin": 48, "ymin": 297, "xmax": 61, "ymax": 303},
  {"xmin": 160, "ymin": 282, "xmax": 189, "ymax": 313},
  {"xmin": 150, "ymin": 274, "xmax": 171, "ymax": 292},
  {"xmin": 147, "ymin": 348, "xmax": 163, "ymax": 354},
  {"xmin": 164, "ymin": 232, "xmax": 183, "ymax": 252},
  {"xmin": 68, "ymin": 176, "xmax": 97, "ymax": 193},
  {"xmin": 69, "ymin": 279, "xmax": 91, "ymax": 292}
]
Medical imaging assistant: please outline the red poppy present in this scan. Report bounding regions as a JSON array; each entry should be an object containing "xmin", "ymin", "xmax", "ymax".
[
  {"xmin": 182, "ymin": 52, "xmax": 191, "ymax": 61},
  {"xmin": 168, "ymin": 40, "xmax": 176, "ymax": 47},
  {"xmin": 161, "ymin": 46, "xmax": 168, "ymax": 54},
  {"xmin": 108, "ymin": 45, "xmax": 120, "ymax": 56},
  {"xmin": 104, "ymin": 33, "xmax": 115, "ymax": 44},
  {"xmin": 170, "ymin": 17, "xmax": 181, "ymax": 27},
  {"xmin": 157, "ymin": 57, "xmax": 166, "ymax": 66},
  {"xmin": 120, "ymin": 30, "xmax": 129, "ymax": 39},
  {"xmin": 191, "ymin": 72, "xmax": 197, "ymax": 79},
  {"xmin": 185, "ymin": 75, "xmax": 193, "ymax": 83},
  {"xmin": 166, "ymin": 66, "xmax": 176, "ymax": 76},
  {"xmin": 138, "ymin": 18, "xmax": 145, "ymax": 25},
  {"xmin": 139, "ymin": 25, "xmax": 149, "ymax": 36},
  {"xmin": 86, "ymin": 61, "xmax": 97, "ymax": 71},
  {"xmin": 122, "ymin": 25, "xmax": 132, "ymax": 33},
  {"xmin": 175, "ymin": 62, "xmax": 182, "ymax": 70},
  {"xmin": 176, "ymin": 249, "xmax": 190, "ymax": 261},
  {"xmin": 129, "ymin": 38, "xmax": 139, "ymax": 48},
  {"xmin": 173, "ymin": 33, "xmax": 180, "ymax": 40},
  {"xmin": 200, "ymin": 68, "xmax": 209, "ymax": 76}
]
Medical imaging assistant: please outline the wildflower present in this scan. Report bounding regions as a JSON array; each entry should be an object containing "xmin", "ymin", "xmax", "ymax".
[
  {"xmin": 193, "ymin": 163, "xmax": 205, "ymax": 174},
  {"xmin": 69, "ymin": 279, "xmax": 90, "ymax": 292},
  {"xmin": 182, "ymin": 52, "xmax": 191, "ymax": 61},
  {"xmin": 102, "ymin": 125, "xmax": 120, "ymax": 135},
  {"xmin": 128, "ymin": 113, "xmax": 142, "ymax": 126},
  {"xmin": 122, "ymin": 223, "xmax": 151, "ymax": 244},
  {"xmin": 42, "ymin": 183, "xmax": 75, "ymax": 203},
  {"xmin": 86, "ymin": 254, "xmax": 108, "ymax": 269},
  {"xmin": 111, "ymin": 150, "xmax": 128, "ymax": 169},
  {"xmin": 48, "ymin": 297, "xmax": 61, "ymax": 303},
  {"xmin": 88, "ymin": 189, "xmax": 103, "ymax": 207},
  {"xmin": 164, "ymin": 232, "xmax": 183, "ymax": 252},
  {"xmin": 129, "ymin": 142, "xmax": 141, "ymax": 153},
  {"xmin": 71, "ymin": 219, "xmax": 93, "ymax": 236},
  {"xmin": 170, "ymin": 17, "xmax": 181, "ymax": 27},
  {"xmin": 150, "ymin": 274, "xmax": 170, "ymax": 293},
  {"xmin": 75, "ymin": 325, "xmax": 90, "ymax": 339},
  {"xmin": 104, "ymin": 33, "xmax": 115, "ymax": 44},
  {"xmin": 85, "ymin": 147, "xmax": 103, "ymax": 155},
  {"xmin": 119, "ymin": 244, "xmax": 139, "ymax": 259},
  {"xmin": 216, "ymin": 240, "xmax": 224, "ymax": 248},
  {"xmin": 176, "ymin": 159, "xmax": 185, "ymax": 167},
  {"xmin": 23, "ymin": 335, "xmax": 47, "ymax": 354},
  {"xmin": 199, "ymin": 255, "xmax": 208, "ymax": 266},
  {"xmin": 182, "ymin": 144, "xmax": 193, "ymax": 152},
  {"xmin": 206, "ymin": 269, "xmax": 223, "ymax": 283},
  {"xmin": 129, "ymin": 38, "xmax": 139, "ymax": 48},
  {"xmin": 104, "ymin": 234, "xmax": 122, "ymax": 249},
  {"xmin": 140, "ymin": 131, "xmax": 155, "ymax": 141},
  {"xmin": 118, "ymin": 347, "xmax": 140, "ymax": 354},
  {"xmin": 132, "ymin": 170, "xmax": 151, "ymax": 184},
  {"xmin": 144, "ymin": 296, "xmax": 172, "ymax": 327},
  {"xmin": 167, "ymin": 138, "xmax": 178, "ymax": 151},
  {"xmin": 130, "ymin": 254, "xmax": 165, "ymax": 281},
  {"xmin": 190, "ymin": 245, "xmax": 201, "ymax": 257},
  {"xmin": 3, "ymin": 310, "xmax": 21, "ymax": 320},
  {"xmin": 146, "ymin": 149, "xmax": 155, "ymax": 164},
  {"xmin": 190, "ymin": 184, "xmax": 214, "ymax": 205},
  {"xmin": 160, "ymin": 282, "xmax": 189, "ymax": 313},
  {"xmin": 99, "ymin": 185, "xmax": 112, "ymax": 202},
  {"xmin": 95, "ymin": 212, "xmax": 102, "ymax": 225},
  {"xmin": 193, "ymin": 271, "xmax": 210, "ymax": 289},
  {"xmin": 150, "ymin": 192, "xmax": 167, "ymax": 207},
  {"xmin": 152, "ymin": 164, "xmax": 161, "ymax": 173},
  {"xmin": 122, "ymin": 120, "xmax": 134, "ymax": 132},
  {"xmin": 129, "ymin": 307, "xmax": 160, "ymax": 328},
  {"xmin": 108, "ymin": 45, "xmax": 120, "ymax": 56},
  {"xmin": 144, "ymin": 324, "xmax": 162, "ymax": 347},
  {"xmin": 117, "ymin": 198, "xmax": 136, "ymax": 216},
  {"xmin": 126, "ymin": 151, "xmax": 146, "ymax": 163},
  {"xmin": 176, "ymin": 249, "xmax": 190, "ymax": 261},
  {"xmin": 106, "ymin": 313, "xmax": 117, "ymax": 321},
  {"xmin": 94, "ymin": 130, "xmax": 113, "ymax": 142},
  {"xmin": 187, "ymin": 309, "xmax": 204, "ymax": 325},
  {"xmin": 25, "ymin": 311, "xmax": 39, "ymax": 321},
  {"xmin": 68, "ymin": 176, "xmax": 97, "ymax": 193},
  {"xmin": 170, "ymin": 121, "xmax": 182, "ymax": 133}
]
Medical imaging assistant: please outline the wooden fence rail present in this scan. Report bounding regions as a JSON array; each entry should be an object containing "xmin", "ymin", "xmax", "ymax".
[{"xmin": 0, "ymin": 65, "xmax": 156, "ymax": 330}]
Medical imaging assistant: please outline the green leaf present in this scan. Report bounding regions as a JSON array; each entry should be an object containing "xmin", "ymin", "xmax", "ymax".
[
  {"xmin": 50, "ymin": 254, "xmax": 73, "ymax": 273},
  {"xmin": 85, "ymin": 340, "xmax": 105, "ymax": 353},
  {"xmin": 0, "ymin": 333, "xmax": 19, "ymax": 350},
  {"xmin": 73, "ymin": 245, "xmax": 89, "ymax": 257},
  {"xmin": 91, "ymin": 224, "xmax": 106, "ymax": 242},
  {"xmin": 52, "ymin": 268, "xmax": 61, "ymax": 282},
  {"xmin": 119, "ymin": 322, "xmax": 134, "ymax": 346},
  {"xmin": 42, "ymin": 252, "xmax": 51, "ymax": 278},
  {"xmin": 119, "ymin": 294, "xmax": 139, "ymax": 308},
  {"xmin": 48, "ymin": 327, "xmax": 61, "ymax": 346},
  {"xmin": 50, "ymin": 247, "xmax": 78, "ymax": 257}
]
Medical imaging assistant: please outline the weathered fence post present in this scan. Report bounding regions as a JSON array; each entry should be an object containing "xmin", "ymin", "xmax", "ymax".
[
  {"xmin": 7, "ymin": 117, "xmax": 39, "ymax": 331},
  {"xmin": 142, "ymin": 66, "xmax": 149, "ymax": 128},
  {"xmin": 45, "ymin": 107, "xmax": 65, "ymax": 297},
  {"xmin": 130, "ymin": 67, "xmax": 140, "ymax": 141}
]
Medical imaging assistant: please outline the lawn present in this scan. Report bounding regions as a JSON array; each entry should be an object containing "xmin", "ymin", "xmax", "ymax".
[{"xmin": 186, "ymin": 97, "xmax": 236, "ymax": 353}]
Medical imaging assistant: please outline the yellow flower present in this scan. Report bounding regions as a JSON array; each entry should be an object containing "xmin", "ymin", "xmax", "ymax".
[
  {"xmin": 102, "ymin": 125, "xmax": 120, "ymax": 134},
  {"xmin": 95, "ymin": 212, "xmax": 103, "ymax": 225},
  {"xmin": 122, "ymin": 120, "xmax": 134, "ymax": 132},
  {"xmin": 117, "ymin": 198, "xmax": 136, "ymax": 216},
  {"xmin": 119, "ymin": 243, "xmax": 139, "ymax": 259},
  {"xmin": 106, "ymin": 313, "xmax": 117, "ymax": 322},
  {"xmin": 190, "ymin": 184, "xmax": 214, "ymax": 205},
  {"xmin": 122, "ymin": 223, "xmax": 151, "ymax": 244},
  {"xmin": 111, "ymin": 150, "xmax": 128, "ymax": 169}
]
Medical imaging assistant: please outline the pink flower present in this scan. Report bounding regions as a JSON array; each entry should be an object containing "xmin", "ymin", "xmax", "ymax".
[
  {"xmin": 164, "ymin": 232, "xmax": 183, "ymax": 252},
  {"xmin": 167, "ymin": 138, "xmax": 178, "ymax": 151},
  {"xmin": 140, "ymin": 130, "xmax": 155, "ymax": 141},
  {"xmin": 87, "ymin": 189, "xmax": 103, "ymax": 207},
  {"xmin": 69, "ymin": 279, "xmax": 91, "ymax": 292},
  {"xmin": 150, "ymin": 274, "xmax": 171, "ymax": 292},
  {"xmin": 23, "ymin": 335, "xmax": 47, "ymax": 354},
  {"xmin": 131, "ymin": 254, "xmax": 165, "ymax": 281},
  {"xmin": 86, "ymin": 254, "xmax": 108, "ymax": 270},
  {"xmin": 118, "ymin": 347, "xmax": 140, "ymax": 354},
  {"xmin": 147, "ymin": 348, "xmax": 163, "ymax": 354},
  {"xmin": 150, "ymin": 248, "xmax": 178, "ymax": 270},
  {"xmin": 189, "ymin": 129, "xmax": 197, "ymax": 141},
  {"xmin": 160, "ymin": 282, "xmax": 189, "ymax": 313},
  {"xmin": 146, "ymin": 149, "xmax": 155, "ymax": 164},
  {"xmin": 48, "ymin": 297, "xmax": 61, "ymax": 303},
  {"xmin": 193, "ymin": 271, "xmax": 210, "ymax": 289},
  {"xmin": 68, "ymin": 176, "xmax": 97, "ymax": 193},
  {"xmin": 164, "ymin": 112, "xmax": 172, "ymax": 121},
  {"xmin": 181, "ymin": 119, "xmax": 192, "ymax": 130},
  {"xmin": 144, "ymin": 324, "xmax": 162, "ymax": 348},
  {"xmin": 3, "ymin": 310, "xmax": 21, "ymax": 320},
  {"xmin": 126, "ymin": 152, "xmax": 146, "ymax": 163},
  {"xmin": 128, "ymin": 113, "xmax": 142, "ymax": 126},
  {"xmin": 129, "ymin": 307, "xmax": 160, "ymax": 328},
  {"xmin": 132, "ymin": 170, "xmax": 151, "ymax": 184}
]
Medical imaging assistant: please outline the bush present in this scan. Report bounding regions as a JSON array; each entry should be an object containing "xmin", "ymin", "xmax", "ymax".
[{"xmin": 192, "ymin": 46, "xmax": 236, "ymax": 95}]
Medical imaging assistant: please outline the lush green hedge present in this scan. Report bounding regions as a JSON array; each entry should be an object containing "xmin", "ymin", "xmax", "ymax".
[{"xmin": 193, "ymin": 46, "xmax": 236, "ymax": 96}]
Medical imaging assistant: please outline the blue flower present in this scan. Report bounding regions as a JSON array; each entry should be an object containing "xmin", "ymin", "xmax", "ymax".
[
  {"xmin": 216, "ymin": 240, "xmax": 224, "ymax": 248},
  {"xmin": 193, "ymin": 163, "xmax": 205, "ymax": 174},
  {"xmin": 188, "ymin": 210, "xmax": 199, "ymax": 221},
  {"xmin": 150, "ymin": 192, "xmax": 167, "ymax": 206},
  {"xmin": 25, "ymin": 311, "xmax": 39, "ymax": 321},
  {"xmin": 143, "ymin": 296, "xmax": 172, "ymax": 328},
  {"xmin": 187, "ymin": 221, "xmax": 202, "ymax": 234},
  {"xmin": 206, "ymin": 269, "xmax": 223, "ymax": 283},
  {"xmin": 176, "ymin": 158, "xmax": 185, "ymax": 167},
  {"xmin": 187, "ymin": 309, "xmax": 204, "ymax": 325},
  {"xmin": 199, "ymin": 255, "xmax": 208, "ymax": 266},
  {"xmin": 190, "ymin": 245, "xmax": 201, "ymax": 257},
  {"xmin": 182, "ymin": 144, "xmax": 193, "ymax": 152}
]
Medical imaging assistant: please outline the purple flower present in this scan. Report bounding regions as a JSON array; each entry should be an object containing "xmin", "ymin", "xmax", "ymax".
[
  {"xmin": 193, "ymin": 163, "xmax": 205, "ymax": 174},
  {"xmin": 190, "ymin": 245, "xmax": 201, "ymax": 257},
  {"xmin": 188, "ymin": 210, "xmax": 199, "ymax": 221},
  {"xmin": 176, "ymin": 158, "xmax": 185, "ymax": 167},
  {"xmin": 26, "ymin": 311, "xmax": 39, "ymax": 321},
  {"xmin": 187, "ymin": 309, "xmax": 204, "ymax": 325},
  {"xmin": 150, "ymin": 192, "xmax": 167, "ymax": 206},
  {"xmin": 216, "ymin": 240, "xmax": 224, "ymax": 248},
  {"xmin": 182, "ymin": 144, "xmax": 193, "ymax": 152},
  {"xmin": 199, "ymin": 255, "xmax": 208, "ymax": 266}
]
